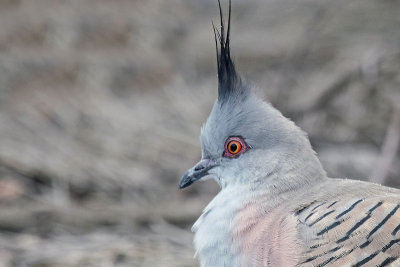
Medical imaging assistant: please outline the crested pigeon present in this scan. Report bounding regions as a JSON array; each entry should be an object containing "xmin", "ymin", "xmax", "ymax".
[{"xmin": 178, "ymin": 1, "xmax": 400, "ymax": 266}]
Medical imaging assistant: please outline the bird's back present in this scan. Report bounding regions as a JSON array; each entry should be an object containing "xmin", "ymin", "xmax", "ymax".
[{"xmin": 297, "ymin": 179, "xmax": 400, "ymax": 267}]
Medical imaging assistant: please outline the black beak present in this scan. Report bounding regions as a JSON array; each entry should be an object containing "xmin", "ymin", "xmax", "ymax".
[{"xmin": 178, "ymin": 159, "xmax": 217, "ymax": 189}]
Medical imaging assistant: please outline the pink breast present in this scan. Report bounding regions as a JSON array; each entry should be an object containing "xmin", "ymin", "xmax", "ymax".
[{"xmin": 232, "ymin": 202, "xmax": 302, "ymax": 267}]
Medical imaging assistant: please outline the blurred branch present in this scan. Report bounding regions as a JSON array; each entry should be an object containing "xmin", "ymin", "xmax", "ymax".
[
  {"xmin": 309, "ymin": 53, "xmax": 400, "ymax": 114},
  {"xmin": 275, "ymin": 5, "xmax": 329, "ymax": 106},
  {"xmin": 310, "ymin": 69, "xmax": 360, "ymax": 112},
  {"xmin": 370, "ymin": 105, "xmax": 400, "ymax": 184}
]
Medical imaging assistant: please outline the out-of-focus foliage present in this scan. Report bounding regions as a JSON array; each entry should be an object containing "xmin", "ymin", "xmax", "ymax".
[{"xmin": 0, "ymin": 0, "xmax": 399, "ymax": 266}]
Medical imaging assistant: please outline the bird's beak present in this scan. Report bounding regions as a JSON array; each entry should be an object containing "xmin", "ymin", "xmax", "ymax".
[{"xmin": 179, "ymin": 159, "xmax": 217, "ymax": 189}]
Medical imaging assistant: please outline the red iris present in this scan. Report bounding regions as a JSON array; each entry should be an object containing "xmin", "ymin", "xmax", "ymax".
[{"xmin": 223, "ymin": 136, "xmax": 250, "ymax": 158}]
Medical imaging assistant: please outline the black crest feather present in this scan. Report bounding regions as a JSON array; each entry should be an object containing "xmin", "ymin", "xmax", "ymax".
[{"xmin": 213, "ymin": 0, "xmax": 241, "ymax": 102}]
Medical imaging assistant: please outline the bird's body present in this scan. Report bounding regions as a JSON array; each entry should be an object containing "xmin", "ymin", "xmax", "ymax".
[
  {"xmin": 193, "ymin": 178, "xmax": 400, "ymax": 266},
  {"xmin": 178, "ymin": 1, "xmax": 400, "ymax": 266}
]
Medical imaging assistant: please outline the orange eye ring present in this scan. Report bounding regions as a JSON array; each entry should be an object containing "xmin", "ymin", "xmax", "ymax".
[
  {"xmin": 227, "ymin": 140, "xmax": 242, "ymax": 154},
  {"xmin": 223, "ymin": 136, "xmax": 249, "ymax": 158}
]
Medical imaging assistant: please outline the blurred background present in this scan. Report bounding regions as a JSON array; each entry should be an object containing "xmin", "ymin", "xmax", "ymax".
[{"xmin": 0, "ymin": 0, "xmax": 399, "ymax": 266}]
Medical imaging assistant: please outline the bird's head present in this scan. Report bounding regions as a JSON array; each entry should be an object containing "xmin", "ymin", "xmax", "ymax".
[{"xmin": 179, "ymin": 1, "xmax": 325, "ymax": 191}]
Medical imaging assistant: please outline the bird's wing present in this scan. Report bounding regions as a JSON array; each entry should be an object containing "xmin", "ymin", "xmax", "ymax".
[{"xmin": 296, "ymin": 196, "xmax": 400, "ymax": 266}]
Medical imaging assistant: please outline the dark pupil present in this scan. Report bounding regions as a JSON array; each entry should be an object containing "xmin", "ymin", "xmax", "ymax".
[{"xmin": 230, "ymin": 143, "xmax": 238, "ymax": 152}]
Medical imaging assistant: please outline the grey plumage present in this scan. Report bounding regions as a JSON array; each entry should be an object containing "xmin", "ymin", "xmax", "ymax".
[{"xmin": 178, "ymin": 1, "xmax": 400, "ymax": 266}]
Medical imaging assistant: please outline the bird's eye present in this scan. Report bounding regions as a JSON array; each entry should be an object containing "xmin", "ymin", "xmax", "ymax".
[
  {"xmin": 228, "ymin": 140, "xmax": 241, "ymax": 154},
  {"xmin": 223, "ymin": 136, "xmax": 250, "ymax": 158}
]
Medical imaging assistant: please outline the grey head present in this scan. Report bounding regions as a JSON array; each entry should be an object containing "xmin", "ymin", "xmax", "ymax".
[{"xmin": 179, "ymin": 0, "xmax": 326, "ymax": 192}]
